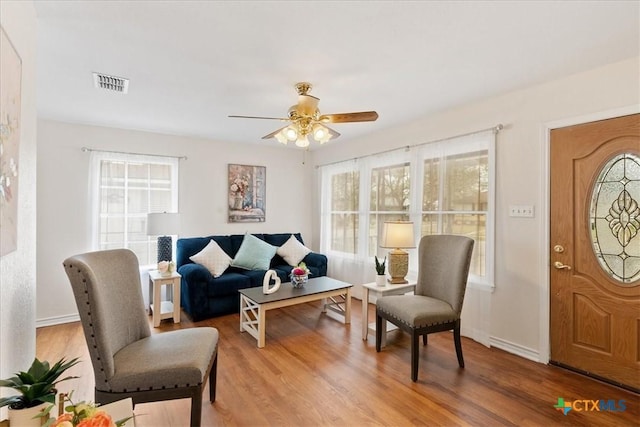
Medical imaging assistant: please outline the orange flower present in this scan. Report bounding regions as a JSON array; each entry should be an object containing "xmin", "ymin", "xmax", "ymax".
[
  {"xmin": 52, "ymin": 413, "xmax": 74, "ymax": 427},
  {"xmin": 76, "ymin": 411, "xmax": 115, "ymax": 427}
]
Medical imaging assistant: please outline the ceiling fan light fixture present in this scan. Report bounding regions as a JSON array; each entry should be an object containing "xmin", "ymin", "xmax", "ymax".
[
  {"xmin": 230, "ymin": 81, "xmax": 378, "ymax": 148},
  {"xmin": 295, "ymin": 134, "xmax": 310, "ymax": 148},
  {"xmin": 285, "ymin": 126, "xmax": 298, "ymax": 141},
  {"xmin": 275, "ymin": 130, "xmax": 288, "ymax": 144},
  {"xmin": 312, "ymin": 124, "xmax": 331, "ymax": 144}
]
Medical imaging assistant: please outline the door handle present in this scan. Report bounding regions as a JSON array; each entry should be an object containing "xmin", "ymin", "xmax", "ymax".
[{"xmin": 554, "ymin": 261, "xmax": 572, "ymax": 270}]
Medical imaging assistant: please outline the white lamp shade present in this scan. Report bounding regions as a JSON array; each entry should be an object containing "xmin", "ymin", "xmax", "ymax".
[
  {"xmin": 381, "ymin": 221, "xmax": 415, "ymax": 249},
  {"xmin": 146, "ymin": 212, "xmax": 181, "ymax": 236}
]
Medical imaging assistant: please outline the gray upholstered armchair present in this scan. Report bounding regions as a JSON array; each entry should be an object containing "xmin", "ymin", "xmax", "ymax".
[
  {"xmin": 63, "ymin": 249, "xmax": 219, "ymax": 427},
  {"xmin": 375, "ymin": 235, "xmax": 474, "ymax": 382}
]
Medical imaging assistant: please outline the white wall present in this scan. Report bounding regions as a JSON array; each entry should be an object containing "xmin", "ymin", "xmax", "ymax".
[
  {"xmin": 310, "ymin": 57, "xmax": 640, "ymax": 360},
  {"xmin": 34, "ymin": 56, "xmax": 639, "ymax": 362},
  {"xmin": 36, "ymin": 121, "xmax": 314, "ymax": 324},
  {"xmin": 0, "ymin": 0, "xmax": 38, "ymax": 419}
]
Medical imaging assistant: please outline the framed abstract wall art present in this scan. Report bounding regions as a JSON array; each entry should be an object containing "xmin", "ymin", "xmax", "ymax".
[
  {"xmin": 228, "ymin": 164, "xmax": 266, "ymax": 222},
  {"xmin": 0, "ymin": 27, "xmax": 22, "ymax": 257}
]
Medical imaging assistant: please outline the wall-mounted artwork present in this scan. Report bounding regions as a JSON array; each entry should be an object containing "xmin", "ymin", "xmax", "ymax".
[
  {"xmin": 228, "ymin": 164, "xmax": 266, "ymax": 222},
  {"xmin": 0, "ymin": 27, "xmax": 22, "ymax": 257}
]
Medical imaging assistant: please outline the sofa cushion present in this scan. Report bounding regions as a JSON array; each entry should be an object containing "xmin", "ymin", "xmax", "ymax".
[
  {"xmin": 205, "ymin": 272, "xmax": 253, "ymax": 297},
  {"xmin": 239, "ymin": 269, "xmax": 273, "ymax": 287},
  {"xmin": 277, "ymin": 234, "xmax": 312, "ymax": 266},
  {"xmin": 231, "ymin": 234, "xmax": 277, "ymax": 270},
  {"xmin": 189, "ymin": 239, "xmax": 231, "ymax": 278}
]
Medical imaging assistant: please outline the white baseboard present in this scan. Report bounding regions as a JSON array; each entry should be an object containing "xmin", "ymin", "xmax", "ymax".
[
  {"xmin": 36, "ymin": 313, "xmax": 80, "ymax": 328},
  {"xmin": 461, "ymin": 325, "xmax": 490, "ymax": 348},
  {"xmin": 490, "ymin": 335, "xmax": 540, "ymax": 362}
]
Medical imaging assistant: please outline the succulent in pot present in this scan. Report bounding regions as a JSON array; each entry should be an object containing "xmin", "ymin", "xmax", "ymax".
[
  {"xmin": 0, "ymin": 357, "xmax": 80, "ymax": 410},
  {"xmin": 375, "ymin": 256, "xmax": 387, "ymax": 286},
  {"xmin": 374, "ymin": 256, "xmax": 386, "ymax": 275}
]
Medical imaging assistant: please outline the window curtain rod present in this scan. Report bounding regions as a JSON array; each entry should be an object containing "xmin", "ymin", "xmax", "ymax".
[
  {"xmin": 316, "ymin": 123, "xmax": 503, "ymax": 168},
  {"xmin": 81, "ymin": 147, "xmax": 187, "ymax": 160}
]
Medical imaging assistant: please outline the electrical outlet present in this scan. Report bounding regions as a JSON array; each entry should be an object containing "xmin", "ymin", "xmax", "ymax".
[{"xmin": 509, "ymin": 205, "xmax": 535, "ymax": 218}]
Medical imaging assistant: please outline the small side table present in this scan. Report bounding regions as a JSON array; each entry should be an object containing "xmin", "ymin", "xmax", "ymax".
[
  {"xmin": 148, "ymin": 270, "xmax": 181, "ymax": 327},
  {"xmin": 362, "ymin": 281, "xmax": 416, "ymax": 345}
]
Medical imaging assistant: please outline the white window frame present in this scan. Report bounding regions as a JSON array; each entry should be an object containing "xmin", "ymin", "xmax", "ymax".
[
  {"xmin": 415, "ymin": 132, "xmax": 495, "ymax": 289},
  {"xmin": 319, "ymin": 130, "xmax": 495, "ymax": 290},
  {"xmin": 320, "ymin": 159, "xmax": 362, "ymax": 259},
  {"xmin": 89, "ymin": 151, "xmax": 179, "ymax": 266}
]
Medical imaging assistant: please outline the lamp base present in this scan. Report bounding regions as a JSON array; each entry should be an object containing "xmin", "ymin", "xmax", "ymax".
[
  {"xmin": 387, "ymin": 249, "xmax": 408, "ymax": 285},
  {"xmin": 157, "ymin": 236, "xmax": 173, "ymax": 263}
]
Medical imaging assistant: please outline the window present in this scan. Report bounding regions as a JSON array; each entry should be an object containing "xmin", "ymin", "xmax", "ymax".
[
  {"xmin": 421, "ymin": 150, "xmax": 489, "ymax": 276},
  {"xmin": 320, "ymin": 130, "xmax": 495, "ymax": 287},
  {"xmin": 90, "ymin": 151, "xmax": 179, "ymax": 265},
  {"xmin": 321, "ymin": 162, "xmax": 360, "ymax": 257},
  {"xmin": 369, "ymin": 162, "xmax": 410, "ymax": 256},
  {"xmin": 330, "ymin": 170, "xmax": 360, "ymax": 254}
]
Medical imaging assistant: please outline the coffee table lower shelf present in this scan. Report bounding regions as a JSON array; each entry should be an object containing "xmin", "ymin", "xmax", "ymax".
[{"xmin": 239, "ymin": 278, "xmax": 352, "ymax": 348}]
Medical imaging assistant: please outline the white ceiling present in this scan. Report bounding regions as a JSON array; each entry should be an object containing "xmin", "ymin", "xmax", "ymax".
[{"xmin": 34, "ymin": 1, "xmax": 640, "ymax": 149}]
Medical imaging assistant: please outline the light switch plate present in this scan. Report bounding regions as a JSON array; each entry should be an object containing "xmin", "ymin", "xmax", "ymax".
[{"xmin": 509, "ymin": 205, "xmax": 535, "ymax": 217}]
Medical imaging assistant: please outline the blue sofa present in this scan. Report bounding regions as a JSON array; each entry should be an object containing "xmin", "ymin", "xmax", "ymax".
[{"xmin": 176, "ymin": 233, "xmax": 328, "ymax": 321}]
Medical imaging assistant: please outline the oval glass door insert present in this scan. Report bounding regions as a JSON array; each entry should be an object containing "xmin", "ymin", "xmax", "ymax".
[{"xmin": 589, "ymin": 152, "xmax": 640, "ymax": 284}]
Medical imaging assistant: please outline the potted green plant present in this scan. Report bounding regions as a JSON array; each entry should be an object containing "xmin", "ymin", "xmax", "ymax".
[
  {"xmin": 0, "ymin": 357, "xmax": 80, "ymax": 426},
  {"xmin": 375, "ymin": 255, "xmax": 386, "ymax": 286}
]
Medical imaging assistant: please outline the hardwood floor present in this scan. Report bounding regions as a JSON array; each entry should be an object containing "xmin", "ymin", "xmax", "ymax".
[{"xmin": 36, "ymin": 299, "xmax": 638, "ymax": 426}]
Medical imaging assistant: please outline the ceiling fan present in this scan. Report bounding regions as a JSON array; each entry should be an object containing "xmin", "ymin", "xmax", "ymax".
[{"xmin": 229, "ymin": 82, "xmax": 378, "ymax": 148}]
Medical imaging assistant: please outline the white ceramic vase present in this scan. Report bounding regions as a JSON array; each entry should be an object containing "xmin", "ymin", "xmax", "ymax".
[
  {"xmin": 233, "ymin": 195, "xmax": 243, "ymax": 209},
  {"xmin": 375, "ymin": 274, "xmax": 386, "ymax": 287},
  {"xmin": 8, "ymin": 402, "xmax": 49, "ymax": 427}
]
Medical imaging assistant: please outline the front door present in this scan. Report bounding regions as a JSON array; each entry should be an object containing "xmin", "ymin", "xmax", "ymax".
[{"xmin": 550, "ymin": 113, "xmax": 639, "ymax": 392}]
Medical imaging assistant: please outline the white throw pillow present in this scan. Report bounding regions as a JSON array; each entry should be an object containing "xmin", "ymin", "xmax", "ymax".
[
  {"xmin": 190, "ymin": 239, "xmax": 232, "ymax": 278},
  {"xmin": 277, "ymin": 234, "xmax": 312, "ymax": 267}
]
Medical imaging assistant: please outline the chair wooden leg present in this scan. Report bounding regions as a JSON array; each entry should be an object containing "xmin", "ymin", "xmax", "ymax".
[
  {"xmin": 209, "ymin": 353, "xmax": 218, "ymax": 402},
  {"xmin": 411, "ymin": 329, "xmax": 419, "ymax": 382},
  {"xmin": 375, "ymin": 313, "xmax": 383, "ymax": 352},
  {"xmin": 190, "ymin": 392, "xmax": 202, "ymax": 427},
  {"xmin": 454, "ymin": 325, "xmax": 465, "ymax": 368},
  {"xmin": 422, "ymin": 334, "xmax": 428, "ymax": 346}
]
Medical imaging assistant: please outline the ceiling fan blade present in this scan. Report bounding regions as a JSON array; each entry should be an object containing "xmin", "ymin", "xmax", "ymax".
[
  {"xmin": 325, "ymin": 126, "xmax": 341, "ymax": 139},
  {"xmin": 229, "ymin": 115, "xmax": 289, "ymax": 121},
  {"xmin": 261, "ymin": 126, "xmax": 288, "ymax": 140},
  {"xmin": 297, "ymin": 94, "xmax": 320, "ymax": 116},
  {"xmin": 319, "ymin": 111, "xmax": 379, "ymax": 123}
]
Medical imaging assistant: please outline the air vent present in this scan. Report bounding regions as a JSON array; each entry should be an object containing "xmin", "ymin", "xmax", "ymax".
[{"xmin": 92, "ymin": 72, "xmax": 129, "ymax": 94}]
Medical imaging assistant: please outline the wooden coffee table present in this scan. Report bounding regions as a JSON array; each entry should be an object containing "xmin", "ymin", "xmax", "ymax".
[{"xmin": 239, "ymin": 276, "xmax": 352, "ymax": 348}]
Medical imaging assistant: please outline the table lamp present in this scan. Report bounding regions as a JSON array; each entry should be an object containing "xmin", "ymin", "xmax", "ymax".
[
  {"xmin": 146, "ymin": 212, "xmax": 181, "ymax": 263},
  {"xmin": 380, "ymin": 221, "xmax": 415, "ymax": 284}
]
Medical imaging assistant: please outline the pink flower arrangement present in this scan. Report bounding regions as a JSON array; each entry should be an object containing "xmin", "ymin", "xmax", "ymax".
[
  {"xmin": 291, "ymin": 262, "xmax": 310, "ymax": 277},
  {"xmin": 290, "ymin": 262, "xmax": 311, "ymax": 288}
]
